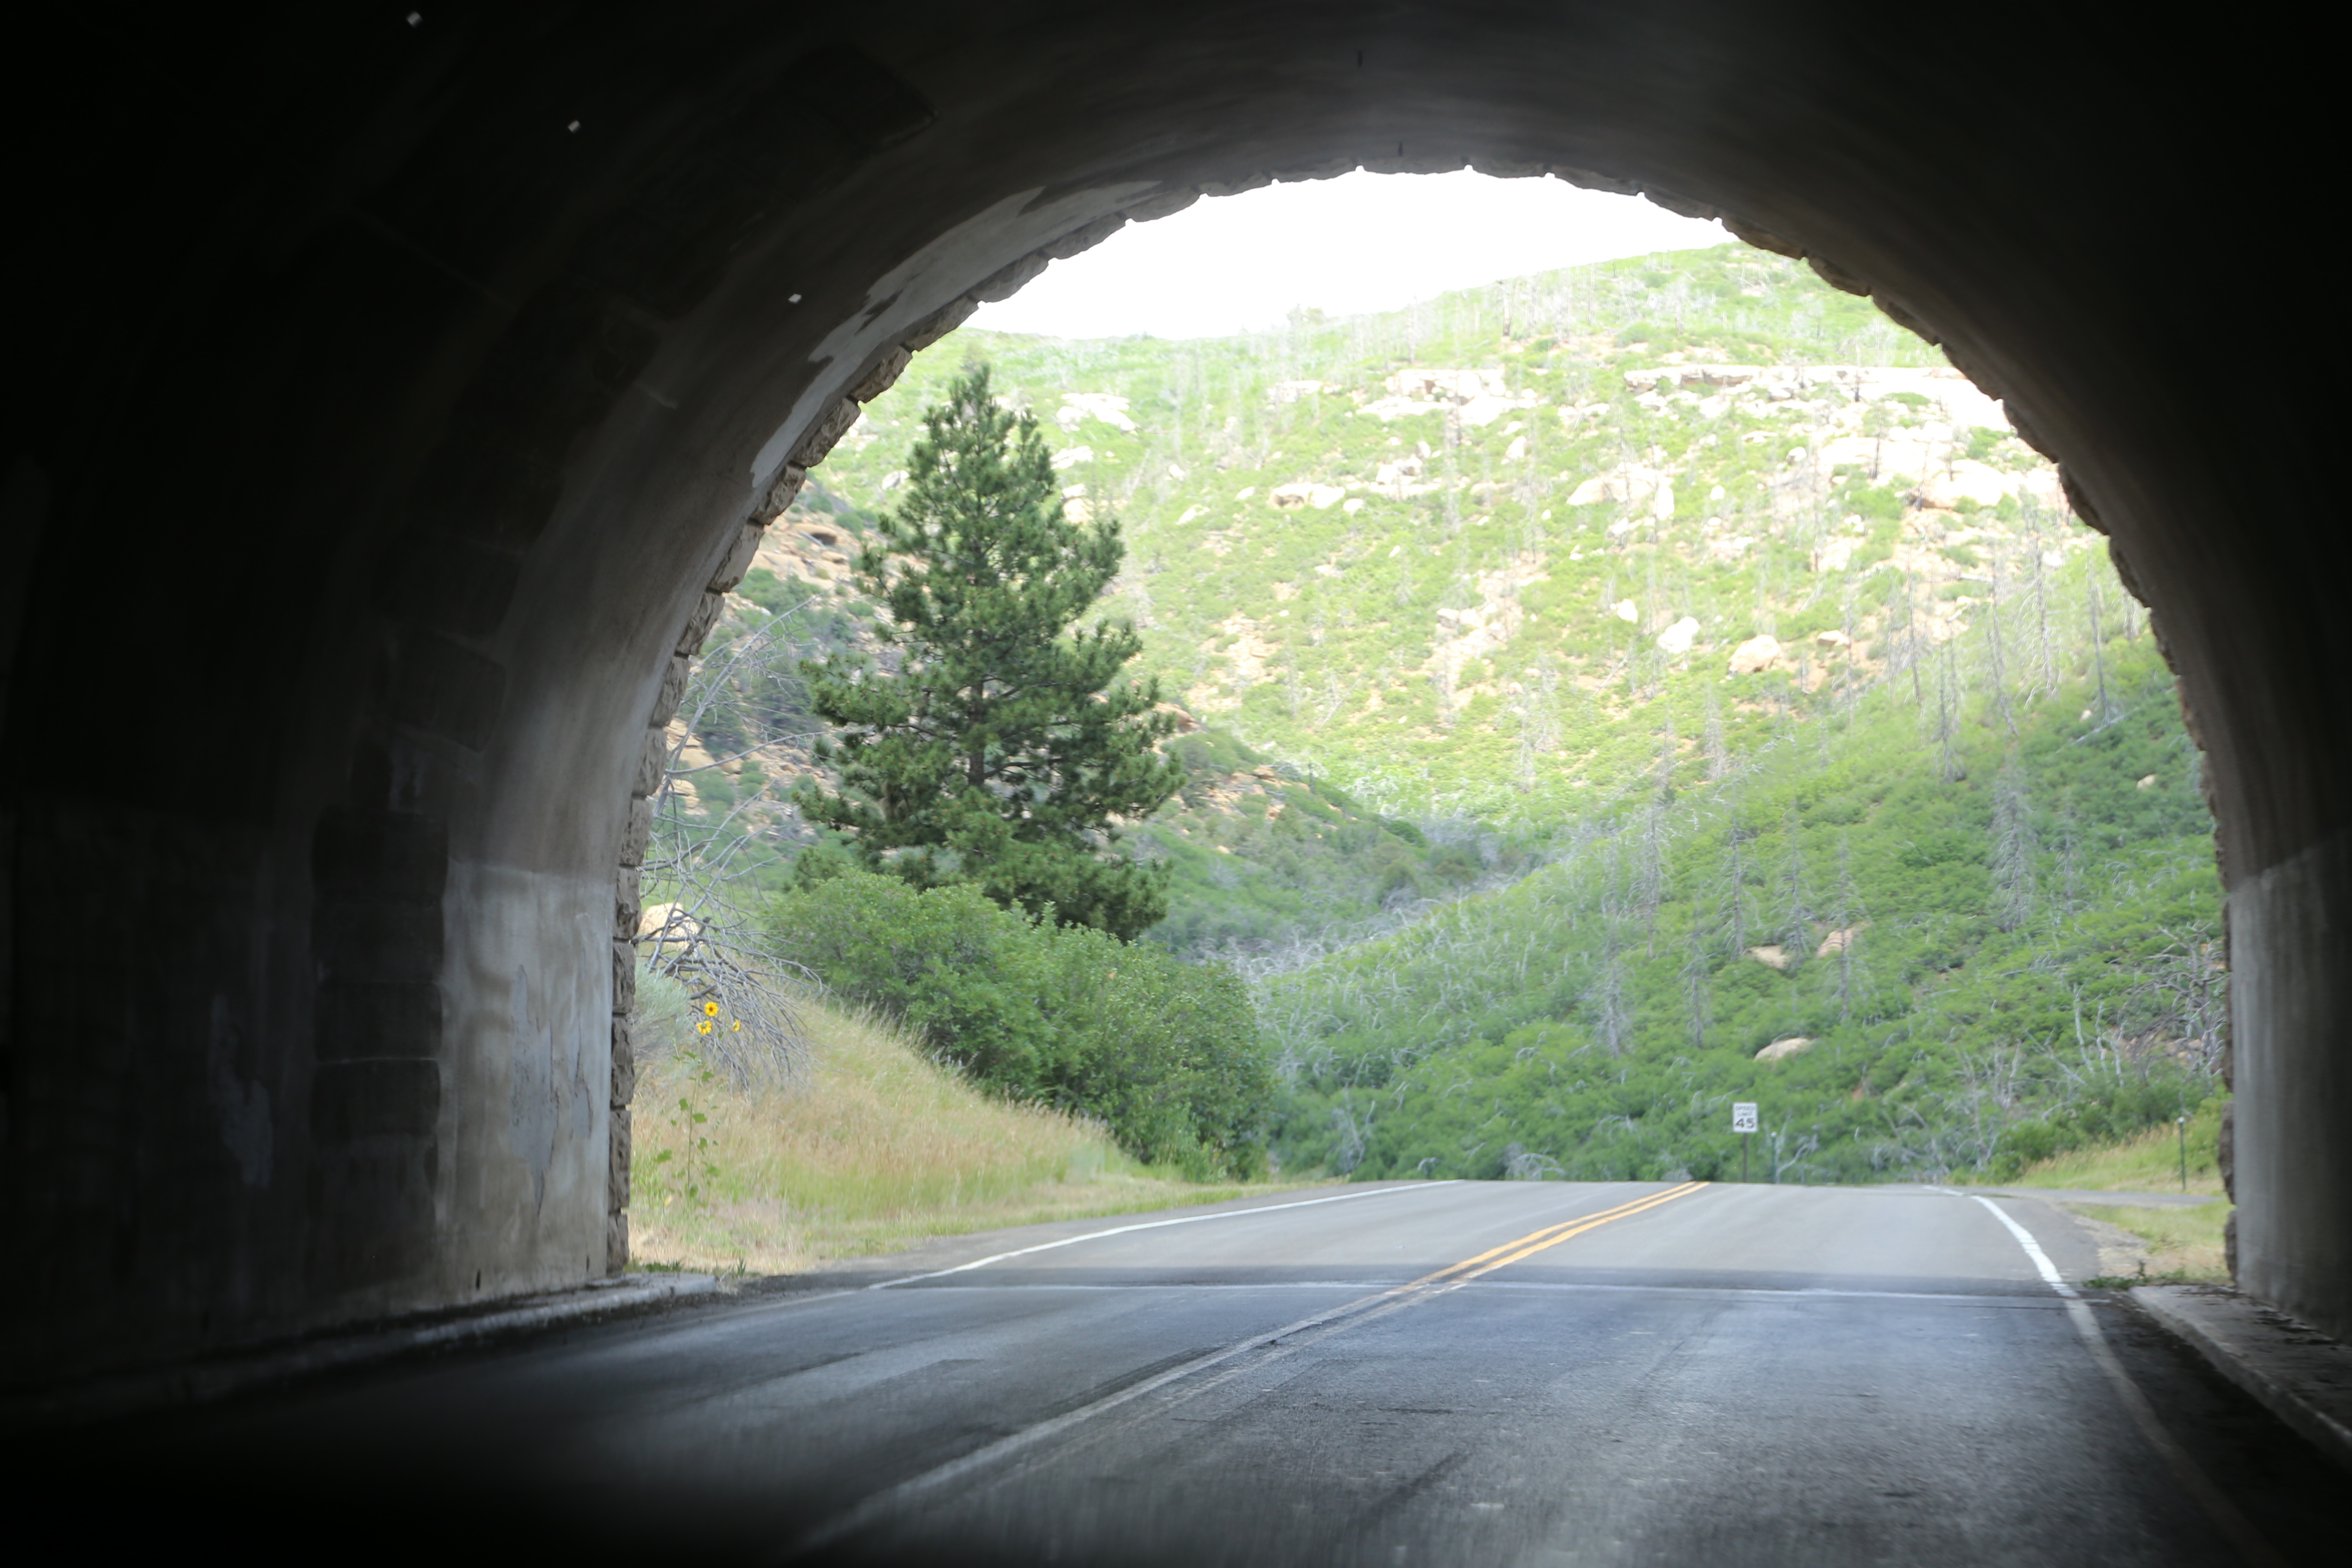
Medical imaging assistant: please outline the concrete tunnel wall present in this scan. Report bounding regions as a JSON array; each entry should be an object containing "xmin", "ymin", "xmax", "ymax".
[{"xmin": 0, "ymin": 3, "xmax": 2339, "ymax": 1385}]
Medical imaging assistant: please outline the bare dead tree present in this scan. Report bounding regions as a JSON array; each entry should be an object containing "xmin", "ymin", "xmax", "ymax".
[
  {"xmin": 637, "ymin": 591, "xmax": 824, "ymax": 1088},
  {"xmin": 1990, "ymin": 762, "xmax": 2040, "ymax": 933}
]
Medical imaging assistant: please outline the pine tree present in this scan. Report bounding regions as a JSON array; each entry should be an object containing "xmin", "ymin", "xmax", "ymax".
[{"xmin": 794, "ymin": 364, "xmax": 1183, "ymax": 940}]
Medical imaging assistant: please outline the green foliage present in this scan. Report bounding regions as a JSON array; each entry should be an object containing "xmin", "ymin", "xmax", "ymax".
[
  {"xmin": 796, "ymin": 364, "xmax": 1184, "ymax": 940},
  {"xmin": 1262, "ymin": 633, "xmax": 2223, "ymax": 1186},
  {"xmin": 1132, "ymin": 726, "xmax": 1508, "ymax": 958},
  {"xmin": 645, "ymin": 1053, "xmax": 723, "ymax": 1209},
  {"xmin": 768, "ymin": 871, "xmax": 1274, "ymax": 1176},
  {"xmin": 777, "ymin": 243, "xmax": 2220, "ymax": 1189},
  {"xmin": 821, "ymin": 244, "xmax": 1961, "ymax": 840}
]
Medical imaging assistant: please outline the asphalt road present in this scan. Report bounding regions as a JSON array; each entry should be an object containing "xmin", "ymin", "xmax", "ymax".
[{"xmin": 33, "ymin": 1182, "xmax": 2340, "ymax": 1565}]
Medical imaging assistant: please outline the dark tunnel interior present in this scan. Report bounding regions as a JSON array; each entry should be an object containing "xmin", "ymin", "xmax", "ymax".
[{"xmin": 1, "ymin": 0, "xmax": 2340, "ymax": 1431}]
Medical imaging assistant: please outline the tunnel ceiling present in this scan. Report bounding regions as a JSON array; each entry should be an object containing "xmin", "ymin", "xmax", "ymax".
[{"xmin": 9, "ymin": 4, "xmax": 2333, "ymax": 877}]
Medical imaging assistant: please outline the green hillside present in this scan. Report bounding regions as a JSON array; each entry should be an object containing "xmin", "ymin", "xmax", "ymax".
[
  {"xmin": 821, "ymin": 243, "xmax": 2001, "ymax": 827},
  {"xmin": 1260, "ymin": 634, "xmax": 2220, "ymax": 1184},
  {"xmin": 693, "ymin": 241, "xmax": 2221, "ymax": 1186}
]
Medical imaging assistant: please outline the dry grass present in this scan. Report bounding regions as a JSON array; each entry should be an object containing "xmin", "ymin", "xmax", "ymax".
[
  {"xmin": 2070, "ymin": 1200, "xmax": 2231, "ymax": 1285},
  {"xmin": 628, "ymin": 998, "xmax": 1316, "ymax": 1274},
  {"xmin": 2000, "ymin": 1105, "xmax": 2231, "ymax": 1285},
  {"xmin": 2008, "ymin": 1105, "xmax": 2226, "ymax": 1198}
]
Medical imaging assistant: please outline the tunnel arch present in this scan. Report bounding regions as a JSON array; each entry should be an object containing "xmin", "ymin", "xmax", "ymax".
[{"xmin": 3, "ymin": 5, "xmax": 2337, "ymax": 1387}]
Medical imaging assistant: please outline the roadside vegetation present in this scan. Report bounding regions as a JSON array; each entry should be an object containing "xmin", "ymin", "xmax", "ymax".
[
  {"xmin": 627, "ymin": 977, "xmax": 1307, "ymax": 1274},
  {"xmin": 1997, "ymin": 1105, "xmax": 2230, "ymax": 1286},
  {"xmin": 1997, "ymin": 1098, "xmax": 2224, "ymax": 1197},
  {"xmin": 630, "ymin": 361, "xmax": 1277, "ymax": 1266},
  {"xmin": 2069, "ymin": 1200, "xmax": 2230, "ymax": 1286},
  {"xmin": 769, "ymin": 872, "xmax": 1273, "ymax": 1177},
  {"xmin": 1262, "ymin": 633, "xmax": 2223, "ymax": 1185}
]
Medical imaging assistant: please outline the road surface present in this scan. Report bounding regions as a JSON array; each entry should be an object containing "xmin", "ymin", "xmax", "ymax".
[{"xmin": 31, "ymin": 1181, "xmax": 2340, "ymax": 1564}]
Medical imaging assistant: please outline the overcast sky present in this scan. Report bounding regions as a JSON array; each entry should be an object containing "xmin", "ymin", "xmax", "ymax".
[{"xmin": 967, "ymin": 170, "xmax": 1730, "ymax": 340}]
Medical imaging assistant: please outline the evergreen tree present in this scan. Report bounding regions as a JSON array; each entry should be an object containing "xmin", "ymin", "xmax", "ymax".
[{"xmin": 794, "ymin": 364, "xmax": 1183, "ymax": 940}]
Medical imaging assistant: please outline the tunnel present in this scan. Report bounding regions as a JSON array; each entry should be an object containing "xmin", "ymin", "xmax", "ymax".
[{"xmin": 1, "ymin": 2, "xmax": 2338, "ymax": 1397}]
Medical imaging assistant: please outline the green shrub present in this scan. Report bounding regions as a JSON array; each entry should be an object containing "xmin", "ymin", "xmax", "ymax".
[
  {"xmin": 769, "ymin": 871, "xmax": 1274, "ymax": 1176},
  {"xmin": 1844, "ymin": 482, "xmax": 1906, "ymax": 522}
]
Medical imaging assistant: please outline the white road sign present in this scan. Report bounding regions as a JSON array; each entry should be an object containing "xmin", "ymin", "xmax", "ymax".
[{"xmin": 1731, "ymin": 1102, "xmax": 1759, "ymax": 1134}]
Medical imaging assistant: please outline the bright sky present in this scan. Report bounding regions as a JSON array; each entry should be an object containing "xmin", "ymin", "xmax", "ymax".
[{"xmin": 968, "ymin": 170, "xmax": 1730, "ymax": 340}]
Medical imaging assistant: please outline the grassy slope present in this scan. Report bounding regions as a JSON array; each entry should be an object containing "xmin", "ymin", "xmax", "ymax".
[
  {"xmin": 1999, "ymin": 1102, "xmax": 2229, "ymax": 1284},
  {"xmin": 2002, "ymin": 1096, "xmax": 2225, "ymax": 1197},
  {"xmin": 628, "ymin": 996, "xmax": 1314, "ymax": 1273},
  {"xmin": 2067, "ymin": 1200, "xmax": 2229, "ymax": 1284},
  {"xmin": 1260, "ymin": 627, "xmax": 2223, "ymax": 1185}
]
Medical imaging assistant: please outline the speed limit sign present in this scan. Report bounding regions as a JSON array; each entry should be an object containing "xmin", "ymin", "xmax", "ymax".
[{"xmin": 1731, "ymin": 1102, "xmax": 1759, "ymax": 1133}]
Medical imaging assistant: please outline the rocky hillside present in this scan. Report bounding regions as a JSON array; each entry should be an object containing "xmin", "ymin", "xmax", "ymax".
[
  {"xmin": 818, "ymin": 245, "xmax": 2101, "ymax": 834},
  {"xmin": 674, "ymin": 246, "xmax": 2150, "ymax": 947}
]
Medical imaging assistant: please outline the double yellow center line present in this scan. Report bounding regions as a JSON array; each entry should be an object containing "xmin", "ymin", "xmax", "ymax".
[
  {"xmin": 785, "ymin": 1179, "xmax": 1713, "ymax": 1552},
  {"xmin": 1393, "ymin": 1180, "xmax": 1708, "ymax": 1297}
]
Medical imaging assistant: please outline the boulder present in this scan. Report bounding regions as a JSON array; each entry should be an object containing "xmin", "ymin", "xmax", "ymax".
[
  {"xmin": 1756, "ymin": 1036, "xmax": 1813, "ymax": 1064},
  {"xmin": 1387, "ymin": 367, "xmax": 1507, "ymax": 401},
  {"xmin": 1814, "ymin": 925, "xmax": 1865, "ymax": 957},
  {"xmin": 1457, "ymin": 392, "xmax": 1536, "ymax": 427},
  {"xmin": 1917, "ymin": 460, "xmax": 2010, "ymax": 509},
  {"xmin": 1054, "ymin": 392, "xmax": 1137, "ymax": 431},
  {"xmin": 1729, "ymin": 634, "xmax": 1782, "ymax": 674},
  {"xmin": 1566, "ymin": 467, "xmax": 1645, "ymax": 507},
  {"xmin": 1271, "ymin": 482, "xmax": 1347, "ymax": 510},
  {"xmin": 637, "ymin": 903, "xmax": 703, "ymax": 962}
]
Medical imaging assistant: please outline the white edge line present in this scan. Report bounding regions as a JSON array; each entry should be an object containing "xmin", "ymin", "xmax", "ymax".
[
  {"xmin": 865, "ymin": 1181, "xmax": 1462, "ymax": 1290},
  {"xmin": 1970, "ymin": 1194, "xmax": 2078, "ymax": 1297},
  {"xmin": 1968, "ymin": 1193, "xmax": 2285, "ymax": 1566}
]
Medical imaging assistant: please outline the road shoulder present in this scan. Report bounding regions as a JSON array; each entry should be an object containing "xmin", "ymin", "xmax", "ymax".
[
  {"xmin": 0, "ymin": 1272, "xmax": 719, "ymax": 1434},
  {"xmin": 2132, "ymin": 1284, "xmax": 2352, "ymax": 1476}
]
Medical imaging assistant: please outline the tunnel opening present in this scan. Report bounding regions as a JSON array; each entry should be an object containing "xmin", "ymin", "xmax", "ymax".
[
  {"xmin": 614, "ymin": 179, "xmax": 2229, "ymax": 1274},
  {"xmin": 2, "ymin": 8, "xmax": 2339, "ymax": 1399}
]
